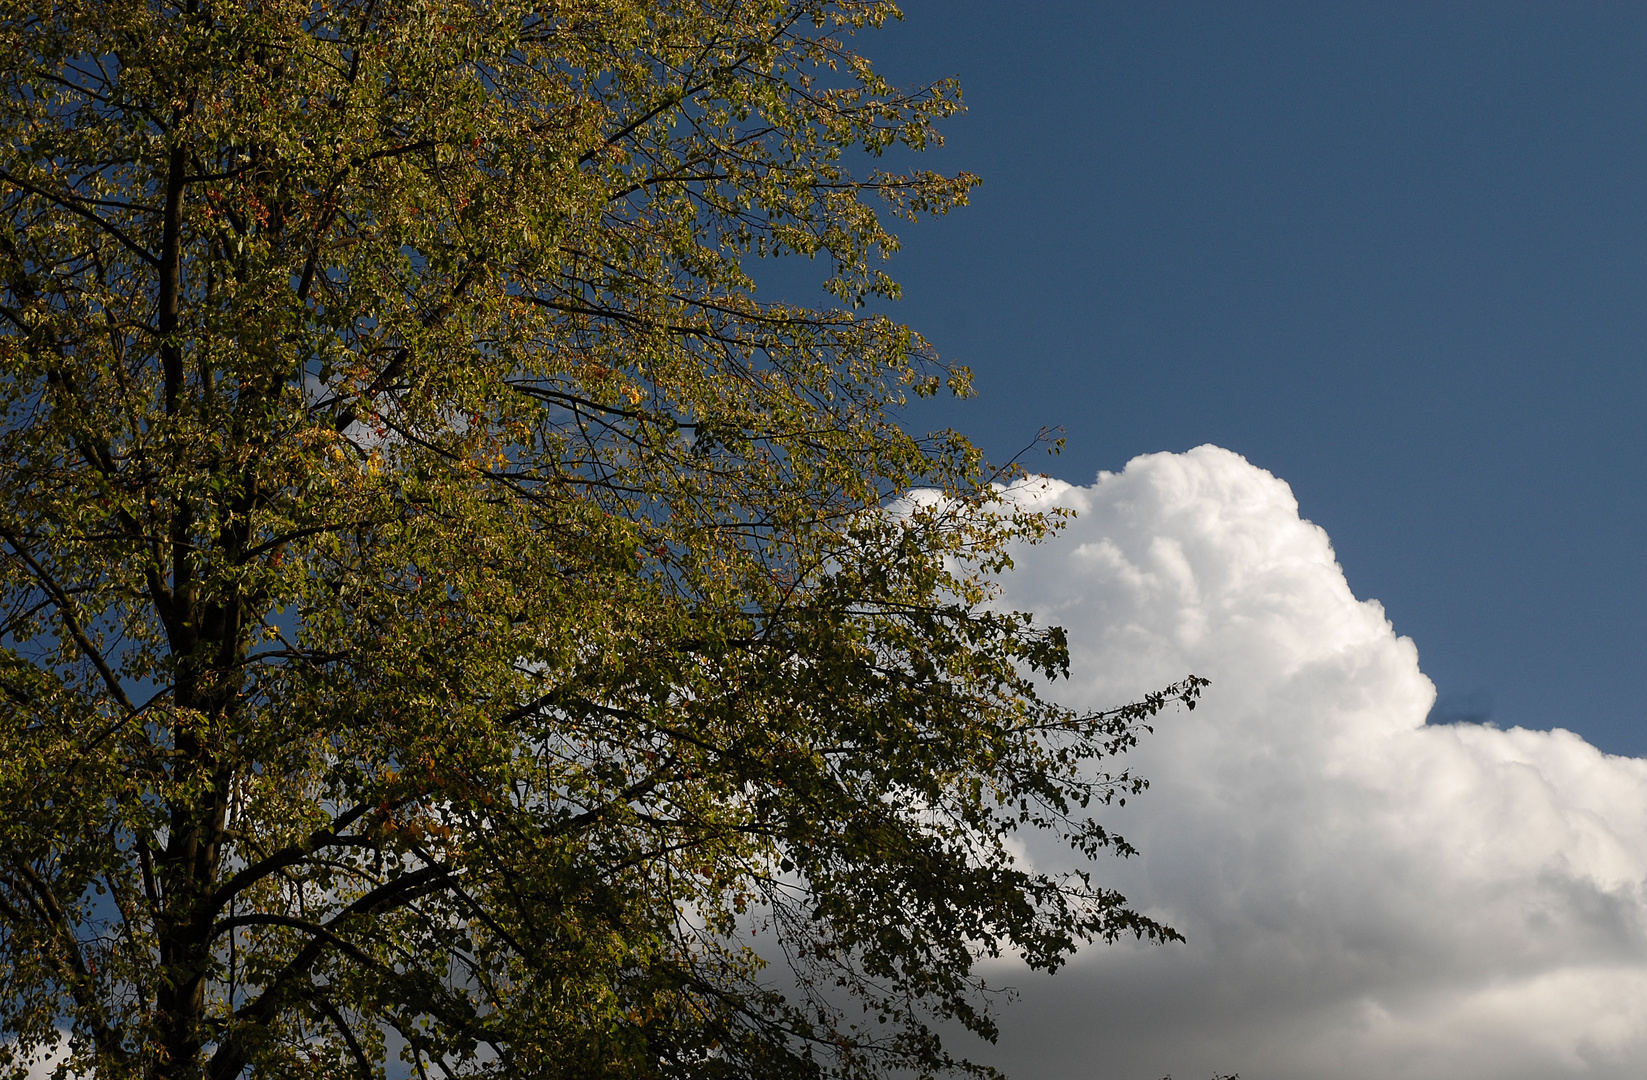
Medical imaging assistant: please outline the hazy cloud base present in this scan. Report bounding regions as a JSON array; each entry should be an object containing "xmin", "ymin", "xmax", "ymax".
[{"xmin": 979, "ymin": 446, "xmax": 1647, "ymax": 1080}]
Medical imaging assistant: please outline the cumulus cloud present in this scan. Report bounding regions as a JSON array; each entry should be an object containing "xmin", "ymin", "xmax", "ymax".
[{"xmin": 972, "ymin": 445, "xmax": 1647, "ymax": 1080}]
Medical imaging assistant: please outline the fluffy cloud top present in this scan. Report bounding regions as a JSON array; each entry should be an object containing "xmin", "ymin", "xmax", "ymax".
[{"xmin": 975, "ymin": 446, "xmax": 1647, "ymax": 1080}]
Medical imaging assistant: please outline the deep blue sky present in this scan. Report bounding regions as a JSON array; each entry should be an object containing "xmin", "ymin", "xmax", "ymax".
[{"xmin": 823, "ymin": 2, "xmax": 1647, "ymax": 754}]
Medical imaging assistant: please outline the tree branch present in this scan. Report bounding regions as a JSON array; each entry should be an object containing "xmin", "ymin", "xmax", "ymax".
[
  {"xmin": 0, "ymin": 526, "xmax": 136, "ymax": 715},
  {"xmin": 0, "ymin": 169, "xmax": 160, "ymax": 268}
]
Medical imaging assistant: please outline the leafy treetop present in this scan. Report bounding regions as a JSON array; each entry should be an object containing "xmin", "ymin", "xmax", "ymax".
[{"xmin": 0, "ymin": 3, "xmax": 1202, "ymax": 1080}]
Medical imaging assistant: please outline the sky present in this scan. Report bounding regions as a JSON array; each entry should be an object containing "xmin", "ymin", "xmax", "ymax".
[
  {"xmin": 15, "ymin": 6, "xmax": 1644, "ymax": 1078},
  {"xmin": 834, "ymin": 0, "xmax": 1647, "ymax": 757},
  {"xmin": 790, "ymin": 3, "xmax": 1647, "ymax": 1076}
]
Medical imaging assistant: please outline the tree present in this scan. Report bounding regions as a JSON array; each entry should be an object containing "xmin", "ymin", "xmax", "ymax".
[{"xmin": 0, "ymin": 3, "xmax": 1203, "ymax": 1079}]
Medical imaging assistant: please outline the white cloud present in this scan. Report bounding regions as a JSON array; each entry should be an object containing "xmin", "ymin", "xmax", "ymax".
[{"xmin": 973, "ymin": 445, "xmax": 1647, "ymax": 1080}]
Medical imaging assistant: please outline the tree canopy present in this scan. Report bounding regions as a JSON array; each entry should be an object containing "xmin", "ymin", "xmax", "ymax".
[{"xmin": 0, "ymin": 3, "xmax": 1201, "ymax": 1079}]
